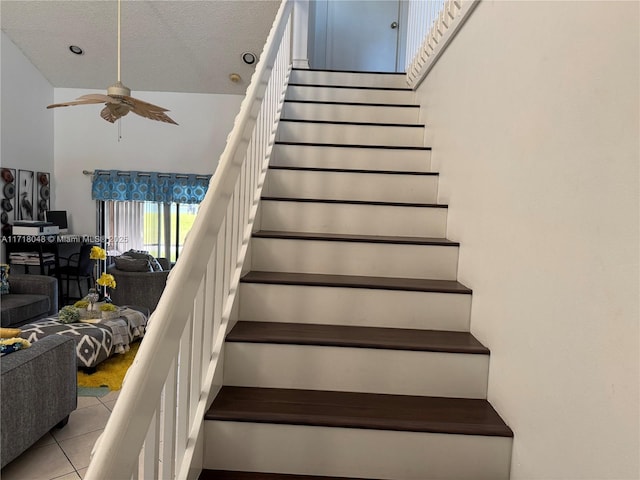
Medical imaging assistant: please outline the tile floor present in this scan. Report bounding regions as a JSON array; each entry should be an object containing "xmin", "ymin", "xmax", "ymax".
[{"xmin": 1, "ymin": 390, "xmax": 120, "ymax": 480}]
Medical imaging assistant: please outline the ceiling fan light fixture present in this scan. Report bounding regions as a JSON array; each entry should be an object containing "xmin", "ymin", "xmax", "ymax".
[{"xmin": 69, "ymin": 45, "xmax": 84, "ymax": 55}]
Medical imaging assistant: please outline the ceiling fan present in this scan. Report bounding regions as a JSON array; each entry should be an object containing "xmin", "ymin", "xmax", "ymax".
[{"xmin": 47, "ymin": 0, "xmax": 177, "ymax": 125}]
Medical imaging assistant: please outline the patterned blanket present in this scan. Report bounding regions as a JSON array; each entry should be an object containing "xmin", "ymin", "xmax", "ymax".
[{"xmin": 19, "ymin": 308, "xmax": 147, "ymax": 368}]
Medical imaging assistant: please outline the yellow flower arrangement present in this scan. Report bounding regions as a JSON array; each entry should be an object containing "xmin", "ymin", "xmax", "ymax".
[
  {"xmin": 89, "ymin": 246, "xmax": 107, "ymax": 260},
  {"xmin": 97, "ymin": 273, "xmax": 116, "ymax": 289}
]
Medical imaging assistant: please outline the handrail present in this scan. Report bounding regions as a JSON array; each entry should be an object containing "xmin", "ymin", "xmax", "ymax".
[
  {"xmin": 405, "ymin": 0, "xmax": 480, "ymax": 88},
  {"xmin": 83, "ymin": 1, "xmax": 293, "ymax": 478}
]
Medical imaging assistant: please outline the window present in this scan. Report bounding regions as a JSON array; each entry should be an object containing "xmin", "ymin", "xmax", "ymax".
[{"xmin": 105, "ymin": 200, "xmax": 199, "ymax": 263}]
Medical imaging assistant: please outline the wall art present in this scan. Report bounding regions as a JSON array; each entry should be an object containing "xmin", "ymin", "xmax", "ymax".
[{"xmin": 17, "ymin": 170, "xmax": 34, "ymax": 221}]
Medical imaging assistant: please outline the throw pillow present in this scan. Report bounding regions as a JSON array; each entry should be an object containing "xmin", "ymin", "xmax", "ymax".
[
  {"xmin": 114, "ymin": 255, "xmax": 153, "ymax": 272},
  {"xmin": 0, "ymin": 337, "xmax": 30, "ymax": 355},
  {"xmin": 0, "ymin": 328, "xmax": 21, "ymax": 339},
  {"xmin": 0, "ymin": 263, "xmax": 9, "ymax": 295},
  {"xmin": 124, "ymin": 249, "xmax": 163, "ymax": 272}
]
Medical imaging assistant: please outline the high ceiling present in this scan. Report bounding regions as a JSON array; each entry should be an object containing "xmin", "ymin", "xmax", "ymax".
[{"xmin": 1, "ymin": 0, "xmax": 282, "ymax": 95}]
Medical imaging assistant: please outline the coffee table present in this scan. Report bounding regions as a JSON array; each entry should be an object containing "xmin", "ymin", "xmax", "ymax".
[{"xmin": 18, "ymin": 307, "xmax": 148, "ymax": 369}]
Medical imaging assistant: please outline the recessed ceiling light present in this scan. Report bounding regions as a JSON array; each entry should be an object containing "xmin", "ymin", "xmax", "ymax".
[
  {"xmin": 69, "ymin": 45, "xmax": 84, "ymax": 55},
  {"xmin": 241, "ymin": 52, "xmax": 257, "ymax": 65}
]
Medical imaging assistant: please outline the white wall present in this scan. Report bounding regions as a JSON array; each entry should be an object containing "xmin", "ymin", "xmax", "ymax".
[
  {"xmin": 415, "ymin": 1, "xmax": 638, "ymax": 478},
  {"xmin": 53, "ymin": 88, "xmax": 243, "ymax": 234},
  {"xmin": 0, "ymin": 31, "xmax": 54, "ymax": 198}
]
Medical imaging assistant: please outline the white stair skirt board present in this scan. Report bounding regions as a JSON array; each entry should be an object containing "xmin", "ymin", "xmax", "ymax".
[
  {"xmin": 203, "ymin": 421, "xmax": 512, "ymax": 480},
  {"xmin": 276, "ymin": 121, "xmax": 424, "ymax": 147},
  {"xmin": 224, "ymin": 343, "xmax": 488, "ymax": 398},
  {"xmin": 270, "ymin": 143, "xmax": 432, "ymax": 172},
  {"xmin": 259, "ymin": 200, "xmax": 447, "ymax": 237},
  {"xmin": 289, "ymin": 69, "xmax": 409, "ymax": 89},
  {"xmin": 281, "ymin": 102, "xmax": 420, "ymax": 124},
  {"xmin": 250, "ymin": 238, "xmax": 459, "ymax": 280},
  {"xmin": 238, "ymin": 283, "xmax": 471, "ymax": 332},
  {"xmin": 285, "ymin": 85, "xmax": 416, "ymax": 105},
  {"xmin": 262, "ymin": 169, "xmax": 438, "ymax": 203}
]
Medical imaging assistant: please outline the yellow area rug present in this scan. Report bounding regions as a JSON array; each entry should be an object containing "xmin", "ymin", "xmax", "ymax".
[{"xmin": 77, "ymin": 341, "xmax": 140, "ymax": 391}]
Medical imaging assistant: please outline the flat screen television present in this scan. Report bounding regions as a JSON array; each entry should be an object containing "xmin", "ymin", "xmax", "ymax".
[{"xmin": 45, "ymin": 210, "xmax": 68, "ymax": 232}]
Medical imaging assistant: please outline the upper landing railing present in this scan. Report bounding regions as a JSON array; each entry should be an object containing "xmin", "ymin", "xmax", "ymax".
[{"xmin": 405, "ymin": 0, "xmax": 480, "ymax": 88}]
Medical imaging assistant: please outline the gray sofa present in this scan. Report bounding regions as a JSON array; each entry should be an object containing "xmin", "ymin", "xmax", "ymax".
[
  {"xmin": 107, "ymin": 257, "xmax": 171, "ymax": 313},
  {"xmin": 1, "ymin": 274, "xmax": 58, "ymax": 328},
  {"xmin": 1, "ymin": 335, "xmax": 77, "ymax": 468}
]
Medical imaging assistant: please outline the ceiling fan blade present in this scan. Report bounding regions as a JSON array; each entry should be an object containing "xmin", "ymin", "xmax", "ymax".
[
  {"xmin": 77, "ymin": 93, "xmax": 120, "ymax": 104},
  {"xmin": 47, "ymin": 93, "xmax": 119, "ymax": 109},
  {"xmin": 124, "ymin": 96, "xmax": 178, "ymax": 125},
  {"xmin": 47, "ymin": 97, "xmax": 106, "ymax": 109}
]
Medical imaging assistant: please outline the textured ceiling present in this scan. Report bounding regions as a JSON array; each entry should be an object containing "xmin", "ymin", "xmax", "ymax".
[{"xmin": 1, "ymin": 0, "xmax": 281, "ymax": 94}]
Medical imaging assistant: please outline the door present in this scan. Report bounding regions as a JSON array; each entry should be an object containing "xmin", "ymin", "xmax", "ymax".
[{"xmin": 314, "ymin": 0, "xmax": 403, "ymax": 72}]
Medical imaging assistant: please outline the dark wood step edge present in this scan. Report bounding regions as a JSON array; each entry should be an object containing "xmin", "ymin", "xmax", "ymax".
[
  {"xmin": 261, "ymin": 196, "xmax": 447, "ymax": 208},
  {"xmin": 279, "ymin": 118, "xmax": 424, "ymax": 128},
  {"xmin": 268, "ymin": 165, "xmax": 437, "ymax": 176},
  {"xmin": 200, "ymin": 470, "xmax": 379, "ymax": 480},
  {"xmin": 227, "ymin": 321, "xmax": 489, "ymax": 355},
  {"xmin": 288, "ymin": 83, "xmax": 412, "ymax": 92},
  {"xmin": 285, "ymin": 99, "xmax": 419, "ymax": 108},
  {"xmin": 275, "ymin": 141, "xmax": 431, "ymax": 151},
  {"xmin": 252, "ymin": 231, "xmax": 458, "ymax": 246},
  {"xmin": 292, "ymin": 67, "xmax": 407, "ymax": 76},
  {"xmin": 240, "ymin": 271, "xmax": 472, "ymax": 295}
]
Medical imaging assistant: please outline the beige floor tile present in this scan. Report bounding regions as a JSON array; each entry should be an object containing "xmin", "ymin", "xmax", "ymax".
[
  {"xmin": 0, "ymin": 443, "xmax": 75, "ymax": 480},
  {"xmin": 99, "ymin": 390, "xmax": 120, "ymax": 404},
  {"xmin": 101, "ymin": 399, "xmax": 118, "ymax": 411},
  {"xmin": 76, "ymin": 467, "xmax": 88, "ymax": 479},
  {"xmin": 51, "ymin": 472, "xmax": 81, "ymax": 480},
  {"xmin": 51, "ymin": 403, "xmax": 110, "ymax": 442},
  {"xmin": 31, "ymin": 432, "xmax": 56, "ymax": 448},
  {"xmin": 76, "ymin": 396, "xmax": 101, "ymax": 409},
  {"xmin": 58, "ymin": 429, "xmax": 103, "ymax": 471}
]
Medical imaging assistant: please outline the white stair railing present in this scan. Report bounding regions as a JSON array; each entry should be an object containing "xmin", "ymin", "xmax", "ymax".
[
  {"xmin": 405, "ymin": 0, "xmax": 480, "ymax": 88},
  {"xmin": 83, "ymin": 1, "xmax": 293, "ymax": 478}
]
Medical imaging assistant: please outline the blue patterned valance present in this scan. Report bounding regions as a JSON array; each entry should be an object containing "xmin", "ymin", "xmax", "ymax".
[{"xmin": 91, "ymin": 170, "xmax": 211, "ymax": 204}]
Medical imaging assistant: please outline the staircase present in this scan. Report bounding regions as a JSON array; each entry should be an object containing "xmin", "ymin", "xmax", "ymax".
[{"xmin": 200, "ymin": 69, "xmax": 513, "ymax": 480}]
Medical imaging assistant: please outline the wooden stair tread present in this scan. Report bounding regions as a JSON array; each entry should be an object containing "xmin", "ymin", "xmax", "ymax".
[
  {"xmin": 253, "ymin": 231, "xmax": 458, "ymax": 246},
  {"xmin": 268, "ymin": 165, "xmax": 437, "ymax": 176},
  {"xmin": 275, "ymin": 141, "xmax": 431, "ymax": 151},
  {"xmin": 285, "ymin": 99, "xmax": 420, "ymax": 108},
  {"xmin": 288, "ymin": 83, "xmax": 412, "ymax": 92},
  {"xmin": 227, "ymin": 321, "xmax": 488, "ymax": 354},
  {"xmin": 205, "ymin": 387, "xmax": 513, "ymax": 437},
  {"xmin": 200, "ymin": 470, "xmax": 379, "ymax": 479},
  {"xmin": 280, "ymin": 119, "xmax": 424, "ymax": 128},
  {"xmin": 261, "ymin": 196, "xmax": 447, "ymax": 208},
  {"xmin": 241, "ymin": 271, "xmax": 472, "ymax": 294}
]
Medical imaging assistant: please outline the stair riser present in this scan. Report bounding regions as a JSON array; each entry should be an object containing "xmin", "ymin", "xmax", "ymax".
[
  {"xmin": 289, "ymin": 70, "xmax": 409, "ymax": 89},
  {"xmin": 286, "ymin": 85, "xmax": 416, "ymax": 105},
  {"xmin": 224, "ymin": 343, "xmax": 488, "ymax": 398},
  {"xmin": 277, "ymin": 122, "xmax": 424, "ymax": 147},
  {"xmin": 270, "ymin": 144, "xmax": 432, "ymax": 172},
  {"xmin": 239, "ymin": 283, "xmax": 471, "ymax": 332},
  {"xmin": 250, "ymin": 238, "xmax": 458, "ymax": 280},
  {"xmin": 282, "ymin": 102, "xmax": 420, "ymax": 124},
  {"xmin": 259, "ymin": 201, "xmax": 447, "ymax": 237},
  {"xmin": 263, "ymin": 169, "xmax": 438, "ymax": 203},
  {"xmin": 204, "ymin": 422, "xmax": 512, "ymax": 480}
]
